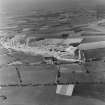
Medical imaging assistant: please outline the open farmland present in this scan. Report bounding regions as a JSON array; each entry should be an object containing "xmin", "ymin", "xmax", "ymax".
[{"xmin": 0, "ymin": 3, "xmax": 105, "ymax": 105}]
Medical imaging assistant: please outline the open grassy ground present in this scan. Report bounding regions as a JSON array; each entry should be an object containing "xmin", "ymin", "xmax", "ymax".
[
  {"xmin": 0, "ymin": 6, "xmax": 105, "ymax": 105},
  {"xmin": 0, "ymin": 42, "xmax": 105, "ymax": 105}
]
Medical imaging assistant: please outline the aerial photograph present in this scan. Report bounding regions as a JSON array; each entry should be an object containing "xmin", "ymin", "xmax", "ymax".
[{"xmin": 0, "ymin": 0, "xmax": 105, "ymax": 105}]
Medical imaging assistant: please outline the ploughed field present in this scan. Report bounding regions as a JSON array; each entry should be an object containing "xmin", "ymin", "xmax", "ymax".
[
  {"xmin": 0, "ymin": 45, "xmax": 105, "ymax": 105},
  {"xmin": 0, "ymin": 8, "xmax": 105, "ymax": 105}
]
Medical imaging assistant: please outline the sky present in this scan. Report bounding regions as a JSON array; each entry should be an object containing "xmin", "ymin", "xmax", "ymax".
[
  {"xmin": 1, "ymin": 0, "xmax": 105, "ymax": 7},
  {"xmin": 1, "ymin": 0, "xmax": 105, "ymax": 14},
  {"xmin": 1, "ymin": 0, "xmax": 105, "ymax": 3}
]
